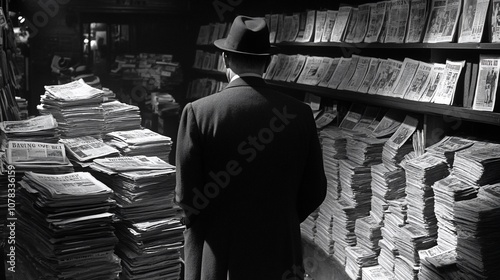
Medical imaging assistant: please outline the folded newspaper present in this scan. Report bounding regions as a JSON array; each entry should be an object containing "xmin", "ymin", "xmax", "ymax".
[
  {"xmin": 7, "ymin": 141, "xmax": 69, "ymax": 165},
  {"xmin": 92, "ymin": 155, "xmax": 175, "ymax": 173}
]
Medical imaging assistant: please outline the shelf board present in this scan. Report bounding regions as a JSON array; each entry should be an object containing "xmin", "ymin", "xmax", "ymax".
[
  {"xmin": 274, "ymin": 42, "xmax": 500, "ymax": 50},
  {"xmin": 266, "ymin": 80, "xmax": 500, "ymax": 126}
]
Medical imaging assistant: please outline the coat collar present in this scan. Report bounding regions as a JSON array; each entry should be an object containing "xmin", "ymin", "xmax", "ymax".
[{"xmin": 224, "ymin": 76, "xmax": 267, "ymax": 90}]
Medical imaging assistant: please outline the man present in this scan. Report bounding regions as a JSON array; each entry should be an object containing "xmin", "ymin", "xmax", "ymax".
[{"xmin": 175, "ymin": 15, "xmax": 327, "ymax": 280}]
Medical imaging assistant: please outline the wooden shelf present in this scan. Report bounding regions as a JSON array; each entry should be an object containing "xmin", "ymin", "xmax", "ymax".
[
  {"xmin": 274, "ymin": 42, "xmax": 500, "ymax": 50},
  {"xmin": 266, "ymin": 80, "xmax": 500, "ymax": 126}
]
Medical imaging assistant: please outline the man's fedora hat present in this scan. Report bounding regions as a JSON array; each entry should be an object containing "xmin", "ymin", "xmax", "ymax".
[{"xmin": 214, "ymin": 15, "xmax": 274, "ymax": 56}]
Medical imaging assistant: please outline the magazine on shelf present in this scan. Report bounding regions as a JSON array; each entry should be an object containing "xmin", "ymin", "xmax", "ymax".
[
  {"xmin": 269, "ymin": 54, "xmax": 290, "ymax": 81},
  {"xmin": 466, "ymin": 62, "xmax": 480, "ymax": 107},
  {"xmin": 368, "ymin": 59, "xmax": 391, "ymax": 94},
  {"xmin": 287, "ymin": 55, "xmax": 308, "ymax": 83},
  {"xmin": 196, "ymin": 25, "xmax": 210, "ymax": 45},
  {"xmin": 372, "ymin": 109, "xmax": 406, "ymax": 138},
  {"xmin": 297, "ymin": 56, "xmax": 325, "ymax": 85},
  {"xmin": 419, "ymin": 63, "xmax": 446, "ymax": 102},
  {"xmin": 269, "ymin": 14, "xmax": 279, "ymax": 43},
  {"xmin": 365, "ymin": 1, "xmax": 388, "ymax": 43},
  {"xmin": 281, "ymin": 15, "xmax": 293, "ymax": 42},
  {"xmin": 338, "ymin": 55, "xmax": 361, "ymax": 90},
  {"xmin": 275, "ymin": 14, "xmax": 285, "ymax": 43},
  {"xmin": 346, "ymin": 56, "xmax": 372, "ymax": 92},
  {"xmin": 344, "ymin": 8, "xmax": 360, "ymax": 43},
  {"xmin": 491, "ymin": 0, "xmax": 500, "ymax": 42},
  {"xmin": 385, "ymin": 0, "xmax": 410, "ymax": 43},
  {"xmin": 321, "ymin": 10, "xmax": 339, "ymax": 42},
  {"xmin": 378, "ymin": 1, "xmax": 393, "ymax": 42},
  {"xmin": 288, "ymin": 13, "xmax": 301, "ymax": 42},
  {"xmin": 423, "ymin": 0, "xmax": 462, "ymax": 43},
  {"xmin": 352, "ymin": 3, "xmax": 372, "ymax": 43},
  {"xmin": 314, "ymin": 10, "xmax": 328, "ymax": 42},
  {"xmin": 472, "ymin": 55, "xmax": 500, "ymax": 111},
  {"xmin": 273, "ymin": 55, "xmax": 294, "ymax": 82},
  {"xmin": 358, "ymin": 58, "xmax": 381, "ymax": 93},
  {"xmin": 431, "ymin": 59, "xmax": 465, "ymax": 105},
  {"xmin": 458, "ymin": 0, "xmax": 490, "ymax": 43},
  {"xmin": 327, "ymin": 57, "xmax": 353, "ymax": 89},
  {"xmin": 378, "ymin": 59, "xmax": 404, "ymax": 96},
  {"xmin": 405, "ymin": 0, "xmax": 429, "ymax": 43},
  {"xmin": 264, "ymin": 55, "xmax": 280, "ymax": 80},
  {"xmin": 331, "ymin": 6, "xmax": 353, "ymax": 42},
  {"xmin": 404, "ymin": 62, "xmax": 434, "ymax": 101},
  {"xmin": 316, "ymin": 57, "xmax": 337, "ymax": 86},
  {"xmin": 296, "ymin": 10, "xmax": 316, "ymax": 42},
  {"xmin": 390, "ymin": 58, "xmax": 421, "ymax": 98},
  {"xmin": 318, "ymin": 57, "xmax": 341, "ymax": 87}
]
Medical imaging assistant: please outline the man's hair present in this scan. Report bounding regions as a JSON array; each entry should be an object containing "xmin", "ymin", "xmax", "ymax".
[{"xmin": 225, "ymin": 52, "xmax": 270, "ymax": 71}]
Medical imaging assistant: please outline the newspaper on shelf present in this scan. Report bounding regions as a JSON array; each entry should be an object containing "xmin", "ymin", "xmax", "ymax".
[
  {"xmin": 423, "ymin": 0, "xmax": 462, "ymax": 43},
  {"xmin": 386, "ymin": 114, "xmax": 419, "ymax": 149},
  {"xmin": 472, "ymin": 55, "xmax": 500, "ymax": 111},
  {"xmin": 44, "ymin": 79, "xmax": 104, "ymax": 101},
  {"xmin": 432, "ymin": 60, "xmax": 465, "ymax": 105},
  {"xmin": 6, "ymin": 141, "xmax": 68, "ymax": 165},
  {"xmin": 491, "ymin": 0, "xmax": 500, "ymax": 42},
  {"xmin": 0, "ymin": 114, "xmax": 58, "ymax": 134},
  {"xmin": 92, "ymin": 155, "xmax": 175, "ymax": 173},
  {"xmin": 405, "ymin": 0, "xmax": 428, "ymax": 43},
  {"xmin": 59, "ymin": 136, "xmax": 120, "ymax": 162},
  {"xmin": 458, "ymin": 0, "xmax": 490, "ymax": 43},
  {"xmin": 364, "ymin": 1, "xmax": 387, "ymax": 43}
]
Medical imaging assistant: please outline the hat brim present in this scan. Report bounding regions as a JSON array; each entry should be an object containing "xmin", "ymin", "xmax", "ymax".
[{"xmin": 214, "ymin": 38, "xmax": 277, "ymax": 56}]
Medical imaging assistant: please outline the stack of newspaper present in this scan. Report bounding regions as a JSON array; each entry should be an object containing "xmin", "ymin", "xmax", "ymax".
[
  {"xmin": 89, "ymin": 156, "xmax": 184, "ymax": 280},
  {"xmin": 101, "ymin": 100, "xmax": 142, "ymax": 135},
  {"xmin": 394, "ymin": 225, "xmax": 437, "ymax": 270},
  {"xmin": 432, "ymin": 175, "xmax": 477, "ymax": 250},
  {"xmin": 455, "ymin": 186, "xmax": 500, "ymax": 279},
  {"xmin": 346, "ymin": 135, "xmax": 387, "ymax": 166},
  {"xmin": 404, "ymin": 153, "xmax": 450, "ymax": 238},
  {"xmin": 425, "ymin": 136, "xmax": 475, "ymax": 168},
  {"xmin": 0, "ymin": 114, "xmax": 59, "ymax": 148},
  {"xmin": 418, "ymin": 246, "xmax": 462, "ymax": 280},
  {"xmin": 370, "ymin": 164, "xmax": 406, "ymax": 222},
  {"xmin": 381, "ymin": 115, "xmax": 418, "ymax": 170},
  {"xmin": 344, "ymin": 246, "xmax": 378, "ymax": 280},
  {"xmin": 362, "ymin": 265, "xmax": 396, "ymax": 280},
  {"xmin": 312, "ymin": 126, "xmax": 347, "ymax": 255},
  {"xmin": 301, "ymin": 208, "xmax": 319, "ymax": 243},
  {"xmin": 331, "ymin": 198, "xmax": 362, "ymax": 266},
  {"xmin": 378, "ymin": 198, "xmax": 407, "ymax": 275},
  {"xmin": 320, "ymin": 126, "xmax": 347, "ymax": 200},
  {"xmin": 394, "ymin": 255, "xmax": 420, "ymax": 280},
  {"xmin": 354, "ymin": 216, "xmax": 383, "ymax": 255},
  {"xmin": 16, "ymin": 171, "xmax": 121, "ymax": 279},
  {"xmin": 453, "ymin": 141, "xmax": 500, "ymax": 186},
  {"xmin": 38, "ymin": 79, "xmax": 106, "ymax": 139},
  {"xmin": 59, "ymin": 136, "xmax": 120, "ymax": 170},
  {"xmin": 105, "ymin": 128, "xmax": 173, "ymax": 163},
  {"xmin": 4, "ymin": 141, "xmax": 74, "ymax": 174},
  {"xmin": 339, "ymin": 159, "xmax": 372, "ymax": 218}
]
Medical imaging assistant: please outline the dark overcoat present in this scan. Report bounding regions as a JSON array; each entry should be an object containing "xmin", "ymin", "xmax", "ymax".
[{"xmin": 175, "ymin": 76, "xmax": 327, "ymax": 280}]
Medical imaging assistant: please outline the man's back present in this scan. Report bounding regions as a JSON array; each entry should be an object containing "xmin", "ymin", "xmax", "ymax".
[{"xmin": 176, "ymin": 76, "xmax": 326, "ymax": 279}]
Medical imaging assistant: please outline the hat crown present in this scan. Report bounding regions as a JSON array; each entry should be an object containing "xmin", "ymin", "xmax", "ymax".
[{"xmin": 214, "ymin": 16, "xmax": 271, "ymax": 55}]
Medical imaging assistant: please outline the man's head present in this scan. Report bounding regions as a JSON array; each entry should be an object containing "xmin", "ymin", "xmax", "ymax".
[{"xmin": 214, "ymin": 15, "xmax": 273, "ymax": 77}]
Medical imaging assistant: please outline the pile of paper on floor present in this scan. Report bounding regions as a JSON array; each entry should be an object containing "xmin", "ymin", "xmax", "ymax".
[
  {"xmin": 425, "ymin": 135, "xmax": 475, "ymax": 168},
  {"xmin": 16, "ymin": 171, "xmax": 120, "ymax": 279},
  {"xmin": 344, "ymin": 246, "xmax": 378, "ymax": 280},
  {"xmin": 101, "ymin": 100, "xmax": 142, "ymax": 135},
  {"xmin": 0, "ymin": 114, "xmax": 59, "ymax": 147},
  {"xmin": 453, "ymin": 141, "xmax": 500, "ymax": 186},
  {"xmin": 339, "ymin": 159, "xmax": 372, "ymax": 217},
  {"xmin": 370, "ymin": 163, "xmax": 406, "ymax": 222},
  {"xmin": 90, "ymin": 155, "xmax": 184, "ymax": 280},
  {"xmin": 418, "ymin": 246, "xmax": 461, "ymax": 280}
]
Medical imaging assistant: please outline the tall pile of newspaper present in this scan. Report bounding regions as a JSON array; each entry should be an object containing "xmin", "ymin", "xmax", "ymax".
[
  {"xmin": 370, "ymin": 163, "xmax": 406, "ymax": 223},
  {"xmin": 59, "ymin": 136, "xmax": 120, "ymax": 170},
  {"xmin": 105, "ymin": 128, "xmax": 173, "ymax": 163},
  {"xmin": 418, "ymin": 247, "xmax": 461, "ymax": 280},
  {"xmin": 354, "ymin": 216, "xmax": 383, "ymax": 255},
  {"xmin": 0, "ymin": 114, "xmax": 59, "ymax": 148},
  {"xmin": 311, "ymin": 126, "xmax": 347, "ymax": 255},
  {"xmin": 432, "ymin": 175, "xmax": 477, "ymax": 251},
  {"xmin": 101, "ymin": 100, "xmax": 142, "ymax": 135},
  {"xmin": 16, "ymin": 172, "xmax": 121, "ymax": 279},
  {"xmin": 378, "ymin": 198, "xmax": 407, "ymax": 276},
  {"xmin": 453, "ymin": 141, "xmax": 500, "ymax": 186},
  {"xmin": 344, "ymin": 246, "xmax": 378, "ymax": 280},
  {"xmin": 425, "ymin": 136, "xmax": 475, "ymax": 169},
  {"xmin": 37, "ymin": 79, "xmax": 106, "ymax": 139},
  {"xmin": 90, "ymin": 156, "xmax": 184, "ymax": 280},
  {"xmin": 455, "ymin": 184, "xmax": 500, "ymax": 279}
]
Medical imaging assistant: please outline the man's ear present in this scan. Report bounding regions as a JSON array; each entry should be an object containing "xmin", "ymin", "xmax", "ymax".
[{"xmin": 223, "ymin": 52, "xmax": 230, "ymax": 69}]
